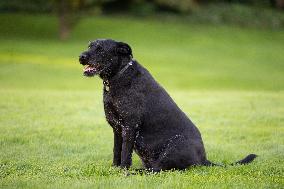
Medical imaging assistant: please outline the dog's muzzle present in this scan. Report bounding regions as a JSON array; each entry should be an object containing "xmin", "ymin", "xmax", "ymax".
[
  {"xmin": 79, "ymin": 52, "xmax": 98, "ymax": 77},
  {"xmin": 79, "ymin": 53, "xmax": 89, "ymax": 65},
  {"xmin": 83, "ymin": 64, "xmax": 98, "ymax": 77}
]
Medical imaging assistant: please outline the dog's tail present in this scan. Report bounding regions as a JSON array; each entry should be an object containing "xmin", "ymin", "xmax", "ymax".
[
  {"xmin": 204, "ymin": 154, "xmax": 257, "ymax": 167},
  {"xmin": 231, "ymin": 154, "xmax": 257, "ymax": 165}
]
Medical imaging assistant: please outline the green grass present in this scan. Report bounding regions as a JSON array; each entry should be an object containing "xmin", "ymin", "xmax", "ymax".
[{"xmin": 0, "ymin": 13, "xmax": 284, "ymax": 188}]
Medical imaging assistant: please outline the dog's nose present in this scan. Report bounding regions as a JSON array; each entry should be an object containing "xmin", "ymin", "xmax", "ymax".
[
  {"xmin": 79, "ymin": 54, "xmax": 88, "ymax": 64},
  {"xmin": 79, "ymin": 54, "xmax": 87, "ymax": 61}
]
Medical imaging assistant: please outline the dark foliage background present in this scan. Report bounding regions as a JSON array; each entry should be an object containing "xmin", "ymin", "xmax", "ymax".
[
  {"xmin": 1, "ymin": 0, "xmax": 283, "ymax": 40},
  {"xmin": 0, "ymin": 0, "xmax": 283, "ymax": 13}
]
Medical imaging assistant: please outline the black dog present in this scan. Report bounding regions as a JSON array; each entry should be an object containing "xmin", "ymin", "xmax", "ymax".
[{"xmin": 79, "ymin": 39, "xmax": 257, "ymax": 171}]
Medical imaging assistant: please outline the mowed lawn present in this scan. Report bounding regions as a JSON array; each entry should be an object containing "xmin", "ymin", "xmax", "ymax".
[{"xmin": 0, "ymin": 14, "xmax": 284, "ymax": 188}]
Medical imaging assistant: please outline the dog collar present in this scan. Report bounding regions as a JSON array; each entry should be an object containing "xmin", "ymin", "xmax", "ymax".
[
  {"xmin": 103, "ymin": 60, "xmax": 133, "ymax": 92},
  {"xmin": 118, "ymin": 60, "xmax": 133, "ymax": 76}
]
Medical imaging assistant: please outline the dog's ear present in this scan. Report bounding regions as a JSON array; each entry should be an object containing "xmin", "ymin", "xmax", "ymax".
[{"xmin": 116, "ymin": 42, "xmax": 133, "ymax": 58}]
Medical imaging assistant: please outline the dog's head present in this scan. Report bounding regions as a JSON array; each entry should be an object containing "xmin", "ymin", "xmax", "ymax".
[{"xmin": 79, "ymin": 39, "xmax": 132, "ymax": 77}]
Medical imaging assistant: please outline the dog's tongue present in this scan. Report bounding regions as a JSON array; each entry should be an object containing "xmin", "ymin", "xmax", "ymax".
[{"xmin": 84, "ymin": 65, "xmax": 96, "ymax": 72}]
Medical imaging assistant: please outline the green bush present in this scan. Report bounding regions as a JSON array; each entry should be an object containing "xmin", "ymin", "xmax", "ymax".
[
  {"xmin": 129, "ymin": 1, "xmax": 156, "ymax": 16},
  {"xmin": 0, "ymin": 0, "xmax": 52, "ymax": 12},
  {"xmin": 153, "ymin": 0, "xmax": 198, "ymax": 13},
  {"xmin": 204, "ymin": 0, "xmax": 271, "ymax": 7},
  {"xmin": 187, "ymin": 3, "xmax": 284, "ymax": 29}
]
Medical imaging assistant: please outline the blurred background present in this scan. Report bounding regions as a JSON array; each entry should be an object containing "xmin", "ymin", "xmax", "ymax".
[{"xmin": 0, "ymin": 0, "xmax": 284, "ymax": 91}]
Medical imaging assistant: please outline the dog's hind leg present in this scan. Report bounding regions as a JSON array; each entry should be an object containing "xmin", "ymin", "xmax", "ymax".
[
  {"xmin": 203, "ymin": 160, "xmax": 223, "ymax": 167},
  {"xmin": 150, "ymin": 136, "xmax": 206, "ymax": 171},
  {"xmin": 132, "ymin": 167, "xmax": 161, "ymax": 175}
]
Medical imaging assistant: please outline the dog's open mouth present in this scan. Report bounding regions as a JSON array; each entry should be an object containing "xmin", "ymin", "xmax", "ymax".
[{"xmin": 83, "ymin": 65, "xmax": 97, "ymax": 77}]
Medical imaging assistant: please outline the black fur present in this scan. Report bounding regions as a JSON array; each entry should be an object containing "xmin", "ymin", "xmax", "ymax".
[
  {"xmin": 233, "ymin": 154, "xmax": 258, "ymax": 165},
  {"xmin": 79, "ymin": 39, "xmax": 257, "ymax": 171}
]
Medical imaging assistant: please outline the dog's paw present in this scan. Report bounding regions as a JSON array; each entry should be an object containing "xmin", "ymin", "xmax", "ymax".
[
  {"xmin": 112, "ymin": 163, "xmax": 121, "ymax": 167},
  {"xmin": 120, "ymin": 163, "xmax": 131, "ymax": 169}
]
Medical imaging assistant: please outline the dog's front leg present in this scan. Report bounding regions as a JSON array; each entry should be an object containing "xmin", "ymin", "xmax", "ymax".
[
  {"xmin": 120, "ymin": 125, "xmax": 136, "ymax": 169},
  {"xmin": 104, "ymin": 103, "xmax": 123, "ymax": 167},
  {"xmin": 117, "ymin": 97, "xmax": 143, "ymax": 169},
  {"xmin": 113, "ymin": 130, "xmax": 122, "ymax": 166}
]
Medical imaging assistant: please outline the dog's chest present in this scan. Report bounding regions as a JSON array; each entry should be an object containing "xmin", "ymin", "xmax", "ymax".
[
  {"xmin": 103, "ymin": 89, "xmax": 123, "ymax": 108},
  {"xmin": 103, "ymin": 90, "xmax": 126, "ymax": 129}
]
